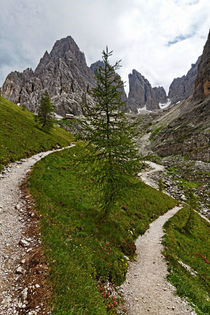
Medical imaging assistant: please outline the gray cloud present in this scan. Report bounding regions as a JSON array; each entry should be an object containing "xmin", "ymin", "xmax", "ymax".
[{"xmin": 0, "ymin": 0, "xmax": 209, "ymax": 94}]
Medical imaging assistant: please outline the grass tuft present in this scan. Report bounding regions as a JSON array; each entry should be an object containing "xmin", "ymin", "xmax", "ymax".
[{"xmin": 163, "ymin": 207, "xmax": 210, "ymax": 314}]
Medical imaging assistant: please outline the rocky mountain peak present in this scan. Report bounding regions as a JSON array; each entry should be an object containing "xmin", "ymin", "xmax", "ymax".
[
  {"xmin": 90, "ymin": 60, "xmax": 128, "ymax": 107},
  {"xmin": 2, "ymin": 35, "xmax": 95, "ymax": 115},
  {"xmin": 127, "ymin": 69, "xmax": 167, "ymax": 112},
  {"xmin": 168, "ymin": 56, "xmax": 201, "ymax": 104},
  {"xmin": 153, "ymin": 87, "xmax": 167, "ymax": 105},
  {"xmin": 193, "ymin": 30, "xmax": 210, "ymax": 102},
  {"xmin": 50, "ymin": 36, "xmax": 77, "ymax": 57},
  {"xmin": 35, "ymin": 51, "xmax": 50, "ymax": 74},
  {"xmin": 90, "ymin": 60, "xmax": 105, "ymax": 73}
]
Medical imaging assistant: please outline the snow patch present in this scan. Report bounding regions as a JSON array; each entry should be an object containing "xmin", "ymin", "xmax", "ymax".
[
  {"xmin": 159, "ymin": 99, "xmax": 171, "ymax": 109},
  {"xmin": 137, "ymin": 106, "xmax": 152, "ymax": 113}
]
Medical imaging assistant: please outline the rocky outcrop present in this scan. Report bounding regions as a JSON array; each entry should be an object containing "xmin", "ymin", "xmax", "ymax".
[
  {"xmin": 168, "ymin": 56, "xmax": 201, "ymax": 104},
  {"xmin": 193, "ymin": 30, "xmax": 210, "ymax": 102},
  {"xmin": 153, "ymin": 87, "xmax": 167, "ymax": 105},
  {"xmin": 2, "ymin": 36, "xmax": 95, "ymax": 116},
  {"xmin": 90, "ymin": 60, "xmax": 128, "ymax": 108},
  {"xmin": 90, "ymin": 60, "xmax": 104, "ymax": 74},
  {"xmin": 151, "ymin": 95, "xmax": 210, "ymax": 162},
  {"xmin": 127, "ymin": 70, "xmax": 167, "ymax": 112},
  {"xmin": 149, "ymin": 32, "xmax": 210, "ymax": 162},
  {"xmin": 90, "ymin": 60, "xmax": 127, "ymax": 99}
]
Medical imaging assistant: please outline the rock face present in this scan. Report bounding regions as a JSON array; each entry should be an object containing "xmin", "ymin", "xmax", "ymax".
[
  {"xmin": 193, "ymin": 30, "xmax": 210, "ymax": 102},
  {"xmin": 151, "ymin": 95, "xmax": 210, "ymax": 162},
  {"xmin": 2, "ymin": 36, "xmax": 95, "ymax": 116},
  {"xmin": 127, "ymin": 70, "xmax": 167, "ymax": 112},
  {"xmin": 153, "ymin": 87, "xmax": 167, "ymax": 105},
  {"xmin": 168, "ymin": 56, "xmax": 201, "ymax": 104},
  {"xmin": 150, "ymin": 31, "xmax": 210, "ymax": 162},
  {"xmin": 90, "ymin": 60, "xmax": 104, "ymax": 74},
  {"xmin": 90, "ymin": 60, "xmax": 128, "ymax": 106}
]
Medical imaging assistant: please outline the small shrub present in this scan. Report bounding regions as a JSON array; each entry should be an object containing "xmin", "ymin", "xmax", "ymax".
[
  {"xmin": 158, "ymin": 178, "xmax": 164, "ymax": 192},
  {"xmin": 120, "ymin": 239, "xmax": 136, "ymax": 257}
]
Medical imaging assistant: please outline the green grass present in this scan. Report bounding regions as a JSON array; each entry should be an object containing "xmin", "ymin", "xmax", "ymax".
[
  {"xmin": 176, "ymin": 178, "xmax": 201, "ymax": 190},
  {"xmin": 28, "ymin": 143, "xmax": 177, "ymax": 314},
  {"xmin": 0, "ymin": 97, "xmax": 72, "ymax": 171},
  {"xmin": 149, "ymin": 125, "xmax": 165, "ymax": 141},
  {"xmin": 163, "ymin": 207, "xmax": 210, "ymax": 314}
]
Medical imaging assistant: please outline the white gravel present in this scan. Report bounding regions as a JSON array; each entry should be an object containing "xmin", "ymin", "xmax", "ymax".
[
  {"xmin": 119, "ymin": 206, "xmax": 195, "ymax": 314},
  {"xmin": 0, "ymin": 146, "xmax": 73, "ymax": 314},
  {"xmin": 138, "ymin": 161, "xmax": 165, "ymax": 190},
  {"xmin": 119, "ymin": 162, "xmax": 196, "ymax": 315}
]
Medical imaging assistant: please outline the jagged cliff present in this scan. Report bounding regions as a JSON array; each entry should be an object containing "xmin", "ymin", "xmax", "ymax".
[
  {"xmin": 2, "ymin": 33, "xmax": 208, "ymax": 115},
  {"xmin": 127, "ymin": 70, "xmax": 167, "ymax": 112},
  {"xmin": 168, "ymin": 56, "xmax": 201, "ymax": 104},
  {"xmin": 2, "ymin": 36, "xmax": 95, "ymax": 115},
  {"xmin": 193, "ymin": 31, "xmax": 210, "ymax": 101},
  {"xmin": 90, "ymin": 60, "xmax": 128, "ymax": 105},
  {"xmin": 150, "ymin": 31, "xmax": 210, "ymax": 162}
]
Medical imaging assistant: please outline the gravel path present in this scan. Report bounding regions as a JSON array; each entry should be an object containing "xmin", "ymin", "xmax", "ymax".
[
  {"xmin": 119, "ymin": 162, "xmax": 196, "ymax": 315},
  {"xmin": 119, "ymin": 206, "xmax": 195, "ymax": 314},
  {"xmin": 0, "ymin": 146, "xmax": 72, "ymax": 314},
  {"xmin": 140, "ymin": 161, "xmax": 210, "ymax": 223},
  {"xmin": 139, "ymin": 161, "xmax": 165, "ymax": 190}
]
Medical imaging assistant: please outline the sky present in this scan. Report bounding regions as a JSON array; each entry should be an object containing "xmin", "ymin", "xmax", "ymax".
[{"xmin": 0, "ymin": 0, "xmax": 209, "ymax": 94}]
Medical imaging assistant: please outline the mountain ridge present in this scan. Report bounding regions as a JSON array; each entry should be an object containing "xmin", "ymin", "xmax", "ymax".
[{"xmin": 1, "ymin": 34, "xmax": 207, "ymax": 114}]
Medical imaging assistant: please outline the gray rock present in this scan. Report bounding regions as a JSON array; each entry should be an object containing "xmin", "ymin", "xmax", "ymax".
[
  {"xmin": 193, "ymin": 30, "xmax": 210, "ymax": 102},
  {"xmin": 127, "ymin": 70, "xmax": 166, "ymax": 111},
  {"xmin": 2, "ymin": 36, "xmax": 95, "ymax": 116},
  {"xmin": 15, "ymin": 204, "xmax": 21, "ymax": 210},
  {"xmin": 168, "ymin": 56, "xmax": 201, "ymax": 104},
  {"xmin": 90, "ymin": 60, "xmax": 128, "ymax": 109},
  {"xmin": 90, "ymin": 60, "xmax": 105, "ymax": 73},
  {"xmin": 19, "ymin": 239, "xmax": 30, "ymax": 247},
  {"xmin": 21, "ymin": 287, "xmax": 28, "ymax": 300},
  {"xmin": 153, "ymin": 87, "xmax": 167, "ymax": 104},
  {"xmin": 16, "ymin": 266, "xmax": 24, "ymax": 274}
]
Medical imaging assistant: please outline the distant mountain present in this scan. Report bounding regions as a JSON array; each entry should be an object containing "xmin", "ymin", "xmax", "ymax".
[
  {"xmin": 127, "ymin": 70, "xmax": 167, "ymax": 112},
  {"xmin": 90, "ymin": 60, "xmax": 105, "ymax": 74},
  {"xmin": 193, "ymin": 31, "xmax": 210, "ymax": 102},
  {"xmin": 2, "ymin": 34, "xmax": 207, "ymax": 116},
  {"xmin": 150, "ymin": 30, "xmax": 210, "ymax": 162},
  {"xmin": 168, "ymin": 56, "xmax": 201, "ymax": 104},
  {"xmin": 2, "ymin": 36, "xmax": 95, "ymax": 116},
  {"xmin": 90, "ymin": 60, "xmax": 128, "ymax": 105}
]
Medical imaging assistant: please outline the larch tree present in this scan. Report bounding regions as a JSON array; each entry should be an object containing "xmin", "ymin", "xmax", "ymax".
[
  {"xmin": 81, "ymin": 48, "xmax": 140, "ymax": 219},
  {"xmin": 36, "ymin": 91, "xmax": 55, "ymax": 131}
]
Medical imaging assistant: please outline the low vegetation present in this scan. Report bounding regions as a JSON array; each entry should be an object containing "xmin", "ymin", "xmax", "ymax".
[
  {"xmin": 35, "ymin": 91, "xmax": 55, "ymax": 131},
  {"xmin": 0, "ymin": 97, "xmax": 72, "ymax": 172},
  {"xmin": 149, "ymin": 125, "xmax": 165, "ymax": 141},
  {"xmin": 163, "ymin": 207, "xmax": 210, "ymax": 314},
  {"xmin": 28, "ymin": 144, "xmax": 177, "ymax": 314},
  {"xmin": 164, "ymin": 157, "xmax": 209, "ymax": 210}
]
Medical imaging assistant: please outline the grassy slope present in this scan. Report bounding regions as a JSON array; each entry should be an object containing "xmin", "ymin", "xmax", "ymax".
[
  {"xmin": 28, "ymin": 144, "xmax": 177, "ymax": 314},
  {"xmin": 0, "ymin": 97, "xmax": 72, "ymax": 171},
  {"xmin": 163, "ymin": 207, "xmax": 210, "ymax": 314}
]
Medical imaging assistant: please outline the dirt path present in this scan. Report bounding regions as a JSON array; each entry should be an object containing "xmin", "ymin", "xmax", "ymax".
[
  {"xmin": 0, "ymin": 146, "xmax": 73, "ymax": 314},
  {"xmin": 119, "ymin": 162, "xmax": 196, "ymax": 314},
  {"xmin": 140, "ymin": 161, "xmax": 210, "ymax": 223},
  {"xmin": 139, "ymin": 161, "xmax": 164, "ymax": 190},
  {"xmin": 119, "ymin": 206, "xmax": 195, "ymax": 314}
]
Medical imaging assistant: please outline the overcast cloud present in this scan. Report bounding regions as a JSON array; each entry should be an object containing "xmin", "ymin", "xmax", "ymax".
[{"xmin": 0, "ymin": 0, "xmax": 209, "ymax": 93}]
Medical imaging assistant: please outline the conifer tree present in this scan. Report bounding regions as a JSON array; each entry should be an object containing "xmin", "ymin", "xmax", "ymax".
[
  {"xmin": 36, "ymin": 91, "xmax": 55, "ymax": 131},
  {"xmin": 81, "ymin": 48, "xmax": 140, "ymax": 218}
]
